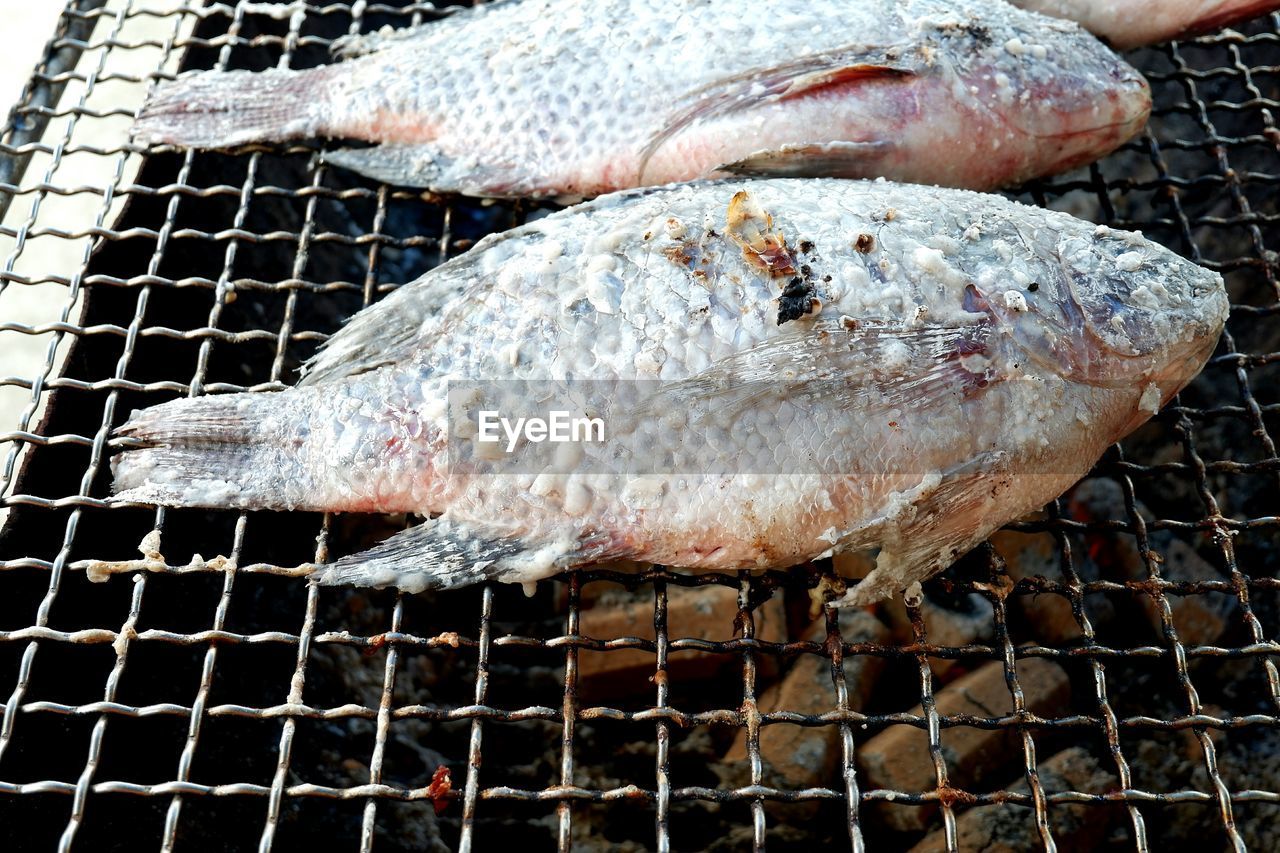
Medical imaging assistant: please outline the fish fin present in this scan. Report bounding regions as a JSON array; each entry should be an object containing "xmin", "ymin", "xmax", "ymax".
[
  {"xmin": 638, "ymin": 56, "xmax": 917, "ymax": 181},
  {"xmin": 299, "ymin": 265, "xmax": 473, "ymax": 386},
  {"xmin": 717, "ymin": 141, "xmax": 893, "ymax": 179},
  {"xmin": 642, "ymin": 319, "xmax": 997, "ymax": 426},
  {"xmin": 109, "ymin": 390, "xmax": 321, "ymax": 510},
  {"xmin": 836, "ymin": 451, "xmax": 1016, "ymax": 606},
  {"xmin": 323, "ymin": 144, "xmax": 529, "ymax": 194},
  {"xmin": 314, "ymin": 515, "xmax": 597, "ymax": 593},
  {"xmin": 132, "ymin": 67, "xmax": 334, "ymax": 148}
]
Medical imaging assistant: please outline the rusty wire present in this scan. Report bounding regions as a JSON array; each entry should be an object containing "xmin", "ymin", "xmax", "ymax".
[{"xmin": 1, "ymin": 1, "xmax": 1280, "ymax": 851}]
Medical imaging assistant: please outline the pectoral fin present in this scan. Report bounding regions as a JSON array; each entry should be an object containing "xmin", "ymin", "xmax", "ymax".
[
  {"xmin": 639, "ymin": 319, "xmax": 998, "ymax": 426},
  {"xmin": 718, "ymin": 141, "xmax": 893, "ymax": 179},
  {"xmin": 639, "ymin": 54, "xmax": 918, "ymax": 180},
  {"xmin": 834, "ymin": 451, "xmax": 1016, "ymax": 606}
]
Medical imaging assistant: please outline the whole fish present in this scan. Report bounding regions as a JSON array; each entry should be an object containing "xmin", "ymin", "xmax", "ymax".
[
  {"xmin": 1010, "ymin": 0, "xmax": 1280, "ymax": 49},
  {"xmin": 132, "ymin": 0, "xmax": 1151, "ymax": 198},
  {"xmin": 109, "ymin": 178, "xmax": 1227, "ymax": 605}
]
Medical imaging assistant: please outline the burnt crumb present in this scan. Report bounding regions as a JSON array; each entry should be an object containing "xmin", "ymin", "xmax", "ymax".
[
  {"xmin": 823, "ymin": 274, "xmax": 832, "ymax": 282},
  {"xmin": 855, "ymin": 233, "xmax": 875, "ymax": 253},
  {"xmin": 798, "ymin": 239, "xmax": 815, "ymax": 254},
  {"xmin": 800, "ymin": 264, "xmax": 813, "ymax": 277},
  {"xmin": 777, "ymin": 276, "xmax": 817, "ymax": 325}
]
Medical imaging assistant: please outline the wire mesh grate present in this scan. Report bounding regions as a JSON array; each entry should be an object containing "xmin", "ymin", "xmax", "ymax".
[{"xmin": 0, "ymin": 1, "xmax": 1279, "ymax": 851}]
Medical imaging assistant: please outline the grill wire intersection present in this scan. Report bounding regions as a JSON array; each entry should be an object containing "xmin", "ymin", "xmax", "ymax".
[{"xmin": 1, "ymin": 2, "xmax": 1280, "ymax": 851}]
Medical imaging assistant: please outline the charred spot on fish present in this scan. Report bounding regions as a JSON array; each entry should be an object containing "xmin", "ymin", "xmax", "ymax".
[
  {"xmin": 855, "ymin": 233, "xmax": 875, "ymax": 253},
  {"xmin": 777, "ymin": 276, "xmax": 817, "ymax": 325},
  {"xmin": 1027, "ymin": 282, "xmax": 1040, "ymax": 292},
  {"xmin": 961, "ymin": 22, "xmax": 992, "ymax": 45},
  {"xmin": 726, "ymin": 190, "xmax": 796, "ymax": 276},
  {"xmin": 934, "ymin": 18, "xmax": 993, "ymax": 46},
  {"xmin": 663, "ymin": 244, "xmax": 693, "ymax": 266},
  {"xmin": 823, "ymin": 274, "xmax": 832, "ymax": 282},
  {"xmin": 800, "ymin": 263, "xmax": 813, "ymax": 278},
  {"xmin": 798, "ymin": 239, "xmax": 815, "ymax": 254}
]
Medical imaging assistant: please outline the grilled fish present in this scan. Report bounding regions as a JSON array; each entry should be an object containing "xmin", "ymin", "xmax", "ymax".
[
  {"xmin": 110, "ymin": 178, "xmax": 1227, "ymax": 605},
  {"xmin": 1010, "ymin": 0, "xmax": 1280, "ymax": 49},
  {"xmin": 132, "ymin": 0, "xmax": 1150, "ymax": 198}
]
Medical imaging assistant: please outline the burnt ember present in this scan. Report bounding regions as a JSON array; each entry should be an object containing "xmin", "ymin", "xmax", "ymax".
[{"xmin": 1, "ymin": 3, "xmax": 1279, "ymax": 851}]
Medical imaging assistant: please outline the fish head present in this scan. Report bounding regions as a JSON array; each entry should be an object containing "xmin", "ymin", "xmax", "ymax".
[
  {"xmin": 930, "ymin": 12, "xmax": 1152, "ymax": 176},
  {"xmin": 972, "ymin": 229, "xmax": 1227, "ymax": 394}
]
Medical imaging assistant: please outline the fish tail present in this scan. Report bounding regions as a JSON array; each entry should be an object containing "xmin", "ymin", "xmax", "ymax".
[
  {"xmin": 132, "ymin": 66, "xmax": 336, "ymax": 148},
  {"xmin": 110, "ymin": 391, "xmax": 322, "ymax": 510}
]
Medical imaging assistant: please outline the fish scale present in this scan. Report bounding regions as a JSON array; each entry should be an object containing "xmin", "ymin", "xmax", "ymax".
[
  {"xmin": 133, "ymin": 0, "xmax": 1151, "ymax": 197},
  {"xmin": 110, "ymin": 178, "xmax": 1227, "ymax": 605}
]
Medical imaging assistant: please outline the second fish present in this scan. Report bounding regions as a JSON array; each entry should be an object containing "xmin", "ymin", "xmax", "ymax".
[{"xmin": 134, "ymin": 0, "xmax": 1151, "ymax": 198}]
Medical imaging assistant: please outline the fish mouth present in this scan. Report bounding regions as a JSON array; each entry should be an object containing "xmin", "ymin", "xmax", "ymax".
[
  {"xmin": 1032, "ymin": 92, "xmax": 1149, "ymax": 145},
  {"xmin": 1001, "ymin": 64, "xmax": 1152, "ymax": 143}
]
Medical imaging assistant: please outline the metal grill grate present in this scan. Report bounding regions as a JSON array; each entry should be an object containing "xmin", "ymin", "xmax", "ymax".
[{"xmin": 1, "ymin": 1, "xmax": 1279, "ymax": 851}]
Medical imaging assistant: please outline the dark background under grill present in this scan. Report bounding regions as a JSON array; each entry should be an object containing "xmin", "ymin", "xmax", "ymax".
[{"xmin": 1, "ymin": 2, "xmax": 1279, "ymax": 851}]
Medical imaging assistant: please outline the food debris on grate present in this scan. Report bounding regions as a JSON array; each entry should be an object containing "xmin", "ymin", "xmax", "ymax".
[{"xmin": 1, "ymin": 1, "xmax": 1279, "ymax": 852}]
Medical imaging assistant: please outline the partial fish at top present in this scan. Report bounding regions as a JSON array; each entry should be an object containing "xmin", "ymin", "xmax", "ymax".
[
  {"xmin": 132, "ymin": 0, "xmax": 1150, "ymax": 198},
  {"xmin": 108, "ymin": 178, "xmax": 1227, "ymax": 605},
  {"xmin": 1010, "ymin": 0, "xmax": 1280, "ymax": 49}
]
